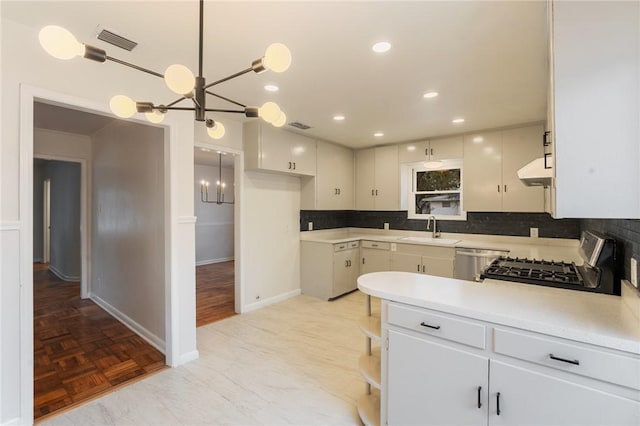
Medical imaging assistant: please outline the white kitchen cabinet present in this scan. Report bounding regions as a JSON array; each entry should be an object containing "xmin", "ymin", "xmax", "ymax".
[
  {"xmin": 300, "ymin": 240, "xmax": 359, "ymax": 300},
  {"xmin": 490, "ymin": 360, "xmax": 640, "ymax": 426},
  {"xmin": 390, "ymin": 244, "xmax": 455, "ymax": 278},
  {"xmin": 243, "ymin": 121, "xmax": 316, "ymax": 176},
  {"xmin": 463, "ymin": 125, "xmax": 544, "ymax": 212},
  {"xmin": 360, "ymin": 241, "xmax": 391, "ymax": 275},
  {"xmin": 381, "ymin": 301, "xmax": 640, "ymax": 426},
  {"xmin": 398, "ymin": 136, "xmax": 463, "ymax": 163},
  {"xmin": 314, "ymin": 140, "xmax": 354, "ymax": 210},
  {"xmin": 356, "ymin": 146, "xmax": 399, "ymax": 210},
  {"xmin": 549, "ymin": 1, "xmax": 640, "ymax": 218},
  {"xmin": 387, "ymin": 329, "xmax": 489, "ymax": 426}
]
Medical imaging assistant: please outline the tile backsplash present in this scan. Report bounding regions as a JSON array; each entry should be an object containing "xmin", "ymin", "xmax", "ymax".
[{"xmin": 300, "ymin": 210, "xmax": 581, "ymax": 239}]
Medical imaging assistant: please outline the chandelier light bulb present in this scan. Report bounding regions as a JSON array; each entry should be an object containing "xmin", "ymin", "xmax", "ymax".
[
  {"xmin": 272, "ymin": 111, "xmax": 287, "ymax": 128},
  {"xmin": 39, "ymin": 25, "xmax": 84, "ymax": 60},
  {"xmin": 109, "ymin": 95, "xmax": 136, "ymax": 118},
  {"xmin": 259, "ymin": 101, "xmax": 281, "ymax": 123},
  {"xmin": 207, "ymin": 122, "xmax": 226, "ymax": 139},
  {"xmin": 164, "ymin": 64, "xmax": 195, "ymax": 95},
  {"xmin": 263, "ymin": 43, "xmax": 292, "ymax": 73},
  {"xmin": 145, "ymin": 110, "xmax": 165, "ymax": 124}
]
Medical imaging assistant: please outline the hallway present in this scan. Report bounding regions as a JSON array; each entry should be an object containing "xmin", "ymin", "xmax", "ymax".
[
  {"xmin": 196, "ymin": 261, "xmax": 235, "ymax": 327},
  {"xmin": 33, "ymin": 265, "xmax": 166, "ymax": 421}
]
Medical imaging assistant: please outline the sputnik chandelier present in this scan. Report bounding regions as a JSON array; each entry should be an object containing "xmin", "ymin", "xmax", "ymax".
[{"xmin": 38, "ymin": 0, "xmax": 291, "ymax": 139}]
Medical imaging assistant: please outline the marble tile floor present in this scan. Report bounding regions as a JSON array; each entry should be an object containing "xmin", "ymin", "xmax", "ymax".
[{"xmin": 43, "ymin": 291, "xmax": 381, "ymax": 425}]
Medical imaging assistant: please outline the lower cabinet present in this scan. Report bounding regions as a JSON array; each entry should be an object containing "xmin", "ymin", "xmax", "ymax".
[
  {"xmin": 361, "ymin": 241, "xmax": 391, "ymax": 275},
  {"xmin": 388, "ymin": 330, "xmax": 489, "ymax": 425},
  {"xmin": 300, "ymin": 241, "xmax": 359, "ymax": 300},
  {"xmin": 383, "ymin": 301, "xmax": 640, "ymax": 426},
  {"xmin": 390, "ymin": 244, "xmax": 455, "ymax": 278}
]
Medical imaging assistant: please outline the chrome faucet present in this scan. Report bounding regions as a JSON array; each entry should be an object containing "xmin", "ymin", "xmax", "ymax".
[{"xmin": 426, "ymin": 215, "xmax": 441, "ymax": 238}]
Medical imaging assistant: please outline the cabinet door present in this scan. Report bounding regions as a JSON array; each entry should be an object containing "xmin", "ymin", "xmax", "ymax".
[
  {"xmin": 260, "ymin": 125, "xmax": 297, "ymax": 173},
  {"xmin": 429, "ymin": 135, "xmax": 463, "ymax": 160},
  {"xmin": 360, "ymin": 248, "xmax": 390, "ymax": 274},
  {"xmin": 332, "ymin": 249, "xmax": 357, "ymax": 298},
  {"xmin": 388, "ymin": 330, "xmax": 489, "ymax": 426},
  {"xmin": 289, "ymin": 134, "xmax": 316, "ymax": 176},
  {"xmin": 422, "ymin": 256, "xmax": 454, "ymax": 278},
  {"xmin": 463, "ymin": 131, "xmax": 503, "ymax": 211},
  {"xmin": 398, "ymin": 140, "xmax": 430, "ymax": 163},
  {"xmin": 391, "ymin": 252, "xmax": 423, "ymax": 273},
  {"xmin": 490, "ymin": 361, "xmax": 640, "ymax": 426},
  {"xmin": 316, "ymin": 142, "xmax": 353, "ymax": 210},
  {"xmin": 374, "ymin": 145, "xmax": 399, "ymax": 210},
  {"xmin": 355, "ymin": 148, "xmax": 376, "ymax": 210},
  {"xmin": 501, "ymin": 126, "xmax": 544, "ymax": 212}
]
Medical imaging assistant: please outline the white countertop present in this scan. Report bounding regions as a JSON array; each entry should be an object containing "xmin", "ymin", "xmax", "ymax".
[
  {"xmin": 358, "ymin": 271, "xmax": 640, "ymax": 355},
  {"xmin": 301, "ymin": 228, "xmax": 582, "ymax": 263}
]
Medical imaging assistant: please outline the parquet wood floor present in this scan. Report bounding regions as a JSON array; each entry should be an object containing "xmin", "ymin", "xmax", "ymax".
[
  {"xmin": 196, "ymin": 261, "xmax": 236, "ymax": 327},
  {"xmin": 33, "ymin": 264, "xmax": 166, "ymax": 421}
]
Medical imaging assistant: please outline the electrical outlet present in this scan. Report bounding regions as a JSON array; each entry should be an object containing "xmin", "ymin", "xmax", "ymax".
[
  {"xmin": 391, "ymin": 243, "xmax": 397, "ymax": 252},
  {"xmin": 631, "ymin": 257, "xmax": 638, "ymax": 288},
  {"xmin": 384, "ymin": 222, "xmax": 390, "ymax": 230},
  {"xmin": 530, "ymin": 227, "xmax": 539, "ymax": 238},
  {"xmin": 308, "ymin": 222, "xmax": 313, "ymax": 231}
]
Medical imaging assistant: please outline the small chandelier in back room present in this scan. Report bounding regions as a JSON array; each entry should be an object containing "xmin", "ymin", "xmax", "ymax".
[{"xmin": 38, "ymin": 0, "xmax": 291, "ymax": 139}]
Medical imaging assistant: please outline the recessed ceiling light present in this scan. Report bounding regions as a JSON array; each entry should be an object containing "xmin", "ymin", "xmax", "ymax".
[
  {"xmin": 452, "ymin": 118, "xmax": 465, "ymax": 124},
  {"xmin": 264, "ymin": 84, "xmax": 279, "ymax": 92},
  {"xmin": 374, "ymin": 132, "xmax": 384, "ymax": 137},
  {"xmin": 423, "ymin": 91, "xmax": 439, "ymax": 99},
  {"xmin": 372, "ymin": 41, "xmax": 391, "ymax": 53},
  {"xmin": 333, "ymin": 115, "xmax": 345, "ymax": 121},
  {"xmin": 200, "ymin": 148, "xmax": 211, "ymax": 152},
  {"xmin": 406, "ymin": 145, "xmax": 416, "ymax": 152},
  {"xmin": 472, "ymin": 136, "xmax": 484, "ymax": 143}
]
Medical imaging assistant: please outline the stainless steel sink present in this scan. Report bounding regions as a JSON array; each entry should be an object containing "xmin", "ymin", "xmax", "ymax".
[{"xmin": 398, "ymin": 236, "xmax": 460, "ymax": 245}]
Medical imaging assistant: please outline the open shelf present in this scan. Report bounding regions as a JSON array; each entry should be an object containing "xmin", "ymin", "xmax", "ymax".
[
  {"xmin": 358, "ymin": 315, "xmax": 381, "ymax": 342},
  {"xmin": 358, "ymin": 347, "xmax": 381, "ymax": 389},
  {"xmin": 357, "ymin": 392, "xmax": 381, "ymax": 426}
]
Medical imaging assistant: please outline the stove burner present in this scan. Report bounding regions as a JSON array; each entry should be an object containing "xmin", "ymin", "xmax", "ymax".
[{"xmin": 481, "ymin": 256, "xmax": 583, "ymax": 288}]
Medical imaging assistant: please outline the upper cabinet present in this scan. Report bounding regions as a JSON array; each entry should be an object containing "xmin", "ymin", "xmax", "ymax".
[
  {"xmin": 464, "ymin": 124, "xmax": 545, "ymax": 213},
  {"xmin": 243, "ymin": 121, "xmax": 316, "ymax": 176},
  {"xmin": 549, "ymin": 1, "xmax": 640, "ymax": 218},
  {"xmin": 356, "ymin": 145, "xmax": 399, "ymax": 210},
  {"xmin": 302, "ymin": 140, "xmax": 354, "ymax": 210},
  {"xmin": 398, "ymin": 136, "xmax": 463, "ymax": 163}
]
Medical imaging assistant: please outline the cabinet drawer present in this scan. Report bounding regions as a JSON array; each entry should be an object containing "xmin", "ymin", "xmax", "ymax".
[
  {"xmin": 361, "ymin": 240, "xmax": 389, "ymax": 250},
  {"xmin": 348, "ymin": 241, "xmax": 360, "ymax": 249},
  {"xmin": 388, "ymin": 303, "xmax": 485, "ymax": 349},
  {"xmin": 334, "ymin": 242, "xmax": 357, "ymax": 252},
  {"xmin": 494, "ymin": 328, "xmax": 640, "ymax": 390}
]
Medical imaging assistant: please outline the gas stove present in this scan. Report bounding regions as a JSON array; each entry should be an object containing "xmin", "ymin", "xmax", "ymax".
[
  {"xmin": 480, "ymin": 231, "xmax": 620, "ymax": 295},
  {"xmin": 482, "ymin": 257, "xmax": 583, "ymax": 287}
]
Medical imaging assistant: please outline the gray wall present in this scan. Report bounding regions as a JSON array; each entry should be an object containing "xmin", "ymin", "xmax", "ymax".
[
  {"xmin": 91, "ymin": 120, "xmax": 166, "ymax": 343},
  {"xmin": 32, "ymin": 159, "xmax": 81, "ymax": 279},
  {"xmin": 194, "ymin": 163, "xmax": 234, "ymax": 265}
]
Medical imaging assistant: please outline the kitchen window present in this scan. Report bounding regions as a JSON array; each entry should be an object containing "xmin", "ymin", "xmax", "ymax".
[{"xmin": 405, "ymin": 159, "xmax": 466, "ymax": 220}]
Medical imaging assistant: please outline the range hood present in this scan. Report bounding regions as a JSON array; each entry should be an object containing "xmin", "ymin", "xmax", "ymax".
[{"xmin": 517, "ymin": 157, "xmax": 553, "ymax": 186}]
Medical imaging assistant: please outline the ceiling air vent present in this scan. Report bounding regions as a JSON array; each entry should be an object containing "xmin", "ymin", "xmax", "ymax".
[
  {"xmin": 288, "ymin": 121, "xmax": 312, "ymax": 130},
  {"xmin": 96, "ymin": 26, "xmax": 138, "ymax": 51}
]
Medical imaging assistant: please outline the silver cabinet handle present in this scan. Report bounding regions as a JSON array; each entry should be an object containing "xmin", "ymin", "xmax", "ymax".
[
  {"xmin": 293, "ymin": 162, "xmax": 296, "ymax": 170},
  {"xmin": 288, "ymin": 162, "xmax": 292, "ymax": 169},
  {"xmin": 504, "ymin": 185, "xmax": 507, "ymax": 192},
  {"xmin": 371, "ymin": 189, "xmax": 375, "ymax": 196},
  {"xmin": 422, "ymin": 265, "xmax": 425, "ymax": 273},
  {"xmin": 375, "ymin": 189, "xmax": 378, "ymax": 196},
  {"xmin": 497, "ymin": 185, "xmax": 500, "ymax": 192},
  {"xmin": 417, "ymin": 264, "xmax": 420, "ymax": 272},
  {"xmin": 430, "ymin": 148, "xmax": 434, "ymax": 156}
]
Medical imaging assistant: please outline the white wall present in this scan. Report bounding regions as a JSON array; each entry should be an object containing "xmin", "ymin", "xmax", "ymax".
[
  {"xmin": 242, "ymin": 172, "xmax": 301, "ymax": 309},
  {"xmin": 1, "ymin": 15, "xmax": 197, "ymax": 424},
  {"xmin": 91, "ymin": 120, "xmax": 166, "ymax": 346},
  {"xmin": 194, "ymin": 163, "xmax": 234, "ymax": 265}
]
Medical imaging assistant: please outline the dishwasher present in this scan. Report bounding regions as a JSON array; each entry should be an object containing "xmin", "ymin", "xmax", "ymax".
[{"xmin": 454, "ymin": 248, "xmax": 509, "ymax": 282}]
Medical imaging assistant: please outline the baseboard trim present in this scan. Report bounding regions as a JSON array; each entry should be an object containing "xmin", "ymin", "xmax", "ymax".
[
  {"xmin": 195, "ymin": 256, "xmax": 234, "ymax": 266},
  {"xmin": 90, "ymin": 293, "xmax": 166, "ymax": 354},
  {"xmin": 2, "ymin": 417, "xmax": 21, "ymax": 426},
  {"xmin": 242, "ymin": 289, "xmax": 301, "ymax": 313},
  {"xmin": 48, "ymin": 264, "xmax": 80, "ymax": 282},
  {"xmin": 177, "ymin": 350, "xmax": 200, "ymax": 366}
]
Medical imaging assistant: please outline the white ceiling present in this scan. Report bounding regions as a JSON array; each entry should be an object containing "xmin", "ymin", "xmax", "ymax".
[
  {"xmin": 194, "ymin": 148, "xmax": 236, "ymax": 168},
  {"xmin": 34, "ymin": 101, "xmax": 115, "ymax": 135},
  {"xmin": 5, "ymin": 1, "xmax": 548, "ymax": 149}
]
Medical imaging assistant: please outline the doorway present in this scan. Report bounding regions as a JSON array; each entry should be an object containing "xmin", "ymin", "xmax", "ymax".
[
  {"xmin": 31, "ymin": 102, "xmax": 168, "ymax": 421},
  {"xmin": 194, "ymin": 146, "xmax": 238, "ymax": 326}
]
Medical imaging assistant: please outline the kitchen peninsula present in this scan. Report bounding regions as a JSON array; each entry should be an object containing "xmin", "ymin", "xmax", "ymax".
[{"xmin": 357, "ymin": 271, "xmax": 640, "ymax": 425}]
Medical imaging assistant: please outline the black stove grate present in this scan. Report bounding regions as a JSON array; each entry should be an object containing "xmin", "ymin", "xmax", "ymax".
[{"xmin": 481, "ymin": 256, "xmax": 583, "ymax": 287}]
